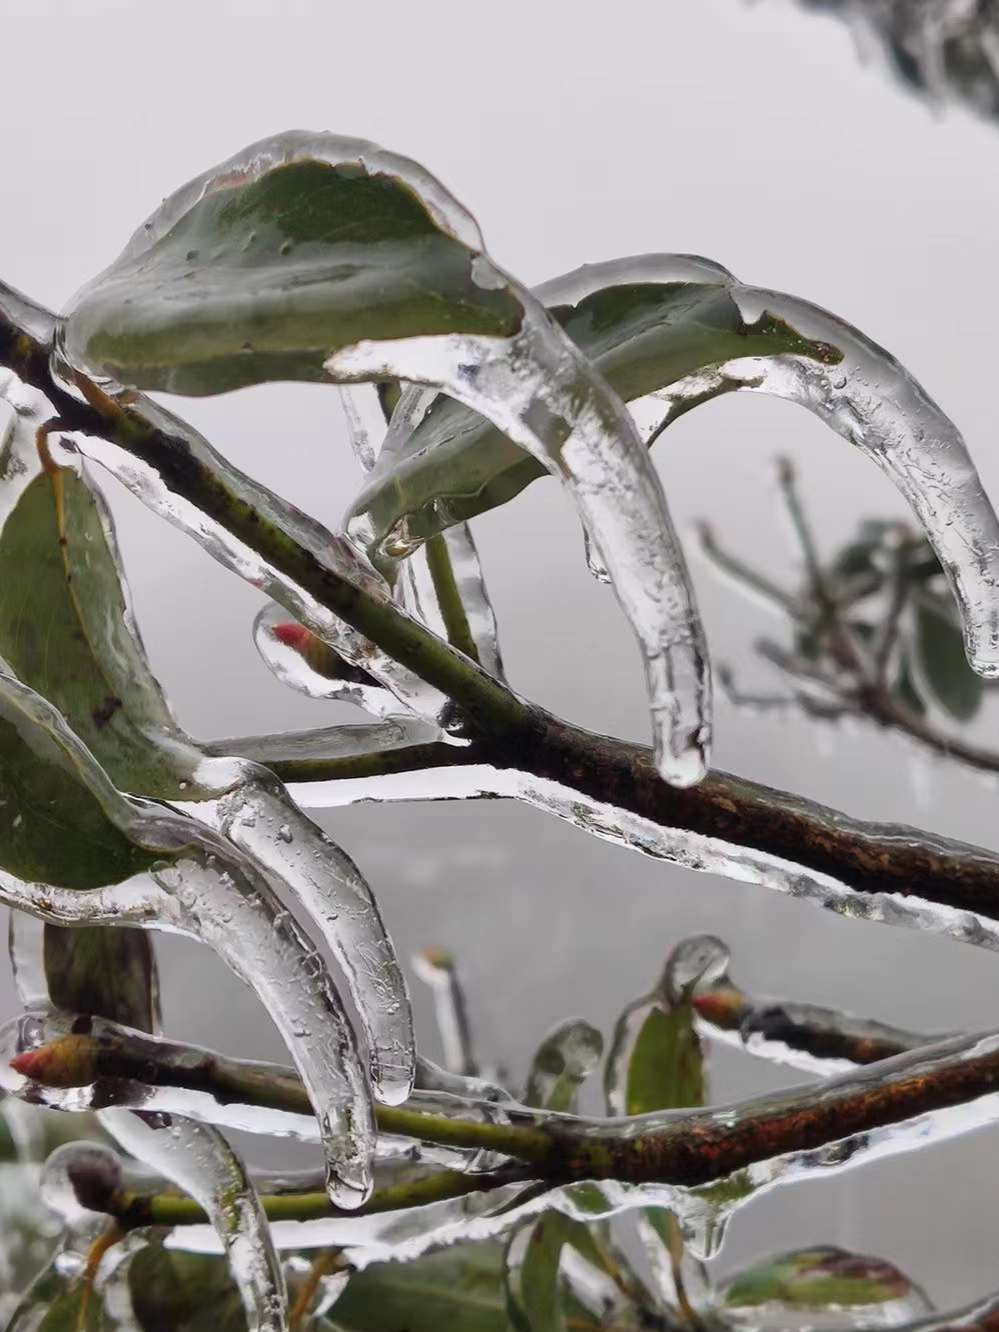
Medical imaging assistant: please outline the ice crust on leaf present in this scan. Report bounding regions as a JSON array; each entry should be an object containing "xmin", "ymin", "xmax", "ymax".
[{"xmin": 56, "ymin": 134, "xmax": 714, "ymax": 786}]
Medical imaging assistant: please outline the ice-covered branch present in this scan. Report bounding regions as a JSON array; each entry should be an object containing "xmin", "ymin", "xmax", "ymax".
[
  {"xmin": 7, "ymin": 290, "xmax": 999, "ymax": 961},
  {"xmin": 9, "ymin": 1015, "xmax": 999, "ymax": 1203}
]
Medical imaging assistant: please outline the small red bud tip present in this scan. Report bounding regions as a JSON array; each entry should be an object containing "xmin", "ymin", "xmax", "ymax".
[
  {"xmin": 11, "ymin": 1048, "xmax": 47, "ymax": 1078},
  {"xmin": 272, "ymin": 622, "xmax": 312, "ymax": 652}
]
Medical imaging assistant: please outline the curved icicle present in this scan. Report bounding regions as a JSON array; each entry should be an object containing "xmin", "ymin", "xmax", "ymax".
[
  {"xmin": 0, "ymin": 845, "xmax": 376, "ymax": 1205},
  {"xmin": 178, "ymin": 772, "xmax": 415, "ymax": 1105},
  {"xmin": 337, "ymin": 299, "xmax": 711, "ymax": 787},
  {"xmin": 658, "ymin": 282, "xmax": 999, "ymax": 678},
  {"xmin": 7, "ymin": 912, "xmax": 288, "ymax": 1327},
  {"xmin": 99, "ymin": 1108, "xmax": 287, "ymax": 1332}
]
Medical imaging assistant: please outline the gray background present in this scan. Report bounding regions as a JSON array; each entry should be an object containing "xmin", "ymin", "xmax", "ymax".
[{"xmin": 3, "ymin": 0, "xmax": 999, "ymax": 1306}]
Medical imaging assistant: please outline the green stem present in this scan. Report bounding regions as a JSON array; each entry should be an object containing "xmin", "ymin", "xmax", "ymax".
[
  {"xmin": 424, "ymin": 534, "xmax": 480, "ymax": 663},
  {"xmin": 115, "ymin": 1165, "xmax": 522, "ymax": 1231}
]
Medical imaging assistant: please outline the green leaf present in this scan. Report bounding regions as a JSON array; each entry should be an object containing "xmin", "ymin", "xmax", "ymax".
[
  {"xmin": 63, "ymin": 136, "xmax": 524, "ymax": 396},
  {"xmin": 0, "ymin": 675, "xmax": 163, "ymax": 890},
  {"xmin": 915, "ymin": 592, "xmax": 983, "ymax": 721},
  {"xmin": 892, "ymin": 644, "xmax": 926, "ymax": 716},
  {"xmin": 128, "ymin": 1244, "xmax": 247, "ymax": 1332},
  {"xmin": 721, "ymin": 1246, "xmax": 931, "ymax": 1321},
  {"xmin": 605, "ymin": 949, "xmax": 708, "ymax": 1118},
  {"xmin": 0, "ymin": 468, "xmax": 201, "ymax": 802},
  {"xmin": 349, "ymin": 274, "xmax": 841, "ymax": 560},
  {"xmin": 337, "ymin": 1244, "xmax": 511, "ymax": 1332},
  {"xmin": 42, "ymin": 924, "xmax": 158, "ymax": 1031}
]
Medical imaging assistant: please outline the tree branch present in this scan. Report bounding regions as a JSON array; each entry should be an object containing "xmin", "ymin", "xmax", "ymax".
[
  {"xmin": 12, "ymin": 1020, "xmax": 999, "ymax": 1195},
  {"xmin": 6, "ymin": 287, "xmax": 999, "ymax": 956}
]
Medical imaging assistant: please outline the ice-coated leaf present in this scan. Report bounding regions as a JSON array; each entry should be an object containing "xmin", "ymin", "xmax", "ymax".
[
  {"xmin": 253, "ymin": 601, "xmax": 405, "ymax": 719},
  {"xmin": 0, "ymin": 672, "xmax": 164, "ymax": 891},
  {"xmin": 102, "ymin": 1109, "xmax": 287, "ymax": 1332},
  {"xmin": 604, "ymin": 936, "xmax": 726, "ymax": 1117},
  {"xmin": 524, "ymin": 1019, "xmax": 602, "ymax": 1114},
  {"xmin": 348, "ymin": 258, "xmax": 839, "ymax": 555},
  {"xmin": 915, "ymin": 591, "xmax": 984, "ymax": 721},
  {"xmin": 6, "ymin": 1267, "xmax": 106, "ymax": 1332},
  {"xmin": 57, "ymin": 138, "xmax": 718, "ymax": 786},
  {"xmin": 720, "ymin": 1246, "xmax": 933, "ymax": 1328},
  {"xmin": 42, "ymin": 924, "xmax": 158, "ymax": 1034},
  {"xmin": 62, "ymin": 134, "xmax": 524, "ymax": 396},
  {"xmin": 0, "ymin": 466, "xmax": 202, "ymax": 800}
]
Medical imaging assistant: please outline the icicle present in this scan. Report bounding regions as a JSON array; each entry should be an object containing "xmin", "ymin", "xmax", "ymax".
[
  {"xmin": 337, "ymin": 299, "xmax": 712, "ymax": 786},
  {"xmin": 399, "ymin": 525, "xmax": 505, "ymax": 678},
  {"xmin": 178, "ymin": 771, "xmax": 415, "ymax": 1105},
  {"xmin": 98, "ymin": 1109, "xmax": 287, "ymax": 1332},
  {"xmin": 342, "ymin": 381, "xmax": 507, "ymax": 680},
  {"xmin": 662, "ymin": 284, "xmax": 999, "ymax": 678}
]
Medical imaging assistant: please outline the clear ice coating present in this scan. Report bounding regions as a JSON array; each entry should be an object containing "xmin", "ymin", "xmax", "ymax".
[
  {"xmin": 525, "ymin": 1018, "xmax": 604, "ymax": 1113},
  {"xmin": 53, "ymin": 132, "xmax": 713, "ymax": 786},
  {"xmin": 253, "ymin": 600, "xmax": 409, "ymax": 719},
  {"xmin": 99, "ymin": 1108, "xmax": 287, "ymax": 1332}
]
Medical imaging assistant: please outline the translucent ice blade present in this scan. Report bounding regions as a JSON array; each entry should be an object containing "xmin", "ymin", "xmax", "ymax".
[
  {"xmin": 179, "ymin": 773, "xmax": 416, "ymax": 1105},
  {"xmin": 253, "ymin": 600, "xmax": 407, "ymax": 719},
  {"xmin": 99, "ymin": 1108, "xmax": 287, "ymax": 1332},
  {"xmin": 412, "ymin": 949, "xmax": 479, "ymax": 1077}
]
